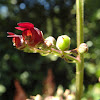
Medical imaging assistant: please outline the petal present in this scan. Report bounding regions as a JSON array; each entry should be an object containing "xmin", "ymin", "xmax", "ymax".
[
  {"xmin": 34, "ymin": 27, "xmax": 44, "ymax": 41},
  {"xmin": 34, "ymin": 27, "xmax": 43, "ymax": 37},
  {"xmin": 15, "ymin": 27, "xmax": 27, "ymax": 31},
  {"xmin": 7, "ymin": 32, "xmax": 15, "ymax": 35},
  {"xmin": 7, "ymin": 35, "xmax": 20, "ymax": 38},
  {"xmin": 15, "ymin": 37, "xmax": 21, "ymax": 48},
  {"xmin": 13, "ymin": 36, "xmax": 24, "ymax": 49},
  {"xmin": 28, "ymin": 28, "xmax": 43, "ymax": 46},
  {"xmin": 17, "ymin": 22, "xmax": 34, "ymax": 29},
  {"xmin": 7, "ymin": 32, "xmax": 21, "ymax": 38}
]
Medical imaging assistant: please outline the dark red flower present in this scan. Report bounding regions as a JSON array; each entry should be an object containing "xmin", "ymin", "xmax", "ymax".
[
  {"xmin": 15, "ymin": 22, "xmax": 44, "ymax": 47},
  {"xmin": 7, "ymin": 32, "xmax": 25, "ymax": 49}
]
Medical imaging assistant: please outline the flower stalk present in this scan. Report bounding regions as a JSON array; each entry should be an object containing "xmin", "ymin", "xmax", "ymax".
[
  {"xmin": 76, "ymin": 0, "xmax": 84, "ymax": 100},
  {"xmin": 8, "ymin": 5, "xmax": 87, "ymax": 99}
]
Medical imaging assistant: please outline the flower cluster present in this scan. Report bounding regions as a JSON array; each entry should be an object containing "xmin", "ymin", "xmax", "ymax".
[
  {"xmin": 7, "ymin": 22, "xmax": 72, "ymax": 52},
  {"xmin": 8, "ymin": 22, "xmax": 88, "ymax": 63},
  {"xmin": 7, "ymin": 22, "xmax": 44, "ymax": 50}
]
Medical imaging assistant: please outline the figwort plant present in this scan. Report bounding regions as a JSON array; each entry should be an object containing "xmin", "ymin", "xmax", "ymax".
[{"xmin": 7, "ymin": 0, "xmax": 88, "ymax": 100}]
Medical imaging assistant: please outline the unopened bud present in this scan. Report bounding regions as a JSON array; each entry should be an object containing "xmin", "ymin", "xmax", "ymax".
[
  {"xmin": 78, "ymin": 43, "xmax": 88, "ymax": 54},
  {"xmin": 56, "ymin": 35, "xmax": 71, "ymax": 51},
  {"xmin": 44, "ymin": 36, "xmax": 56, "ymax": 47}
]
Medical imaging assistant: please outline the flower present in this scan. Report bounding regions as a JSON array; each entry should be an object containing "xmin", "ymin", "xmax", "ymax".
[
  {"xmin": 15, "ymin": 22, "xmax": 44, "ymax": 47},
  {"xmin": 7, "ymin": 22, "xmax": 44, "ymax": 50},
  {"xmin": 7, "ymin": 32, "xmax": 25, "ymax": 49}
]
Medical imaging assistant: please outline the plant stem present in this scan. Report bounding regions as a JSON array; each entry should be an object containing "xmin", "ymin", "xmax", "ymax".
[
  {"xmin": 76, "ymin": 0, "xmax": 84, "ymax": 100},
  {"xmin": 51, "ymin": 48, "xmax": 79, "ymax": 62}
]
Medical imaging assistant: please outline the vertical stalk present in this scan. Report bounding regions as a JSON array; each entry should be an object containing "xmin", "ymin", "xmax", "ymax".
[{"xmin": 76, "ymin": 0, "xmax": 84, "ymax": 100}]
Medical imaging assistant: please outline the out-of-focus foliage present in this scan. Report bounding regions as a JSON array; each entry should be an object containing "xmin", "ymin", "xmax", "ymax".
[{"xmin": 0, "ymin": 0, "xmax": 100, "ymax": 100}]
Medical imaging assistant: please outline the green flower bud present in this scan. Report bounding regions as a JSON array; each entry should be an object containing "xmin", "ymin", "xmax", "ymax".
[
  {"xmin": 44, "ymin": 36, "xmax": 56, "ymax": 47},
  {"xmin": 78, "ymin": 43, "xmax": 88, "ymax": 54},
  {"xmin": 56, "ymin": 35, "xmax": 71, "ymax": 51}
]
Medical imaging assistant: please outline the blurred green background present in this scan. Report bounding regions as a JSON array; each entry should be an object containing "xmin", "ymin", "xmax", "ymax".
[{"xmin": 0, "ymin": 0, "xmax": 100, "ymax": 100}]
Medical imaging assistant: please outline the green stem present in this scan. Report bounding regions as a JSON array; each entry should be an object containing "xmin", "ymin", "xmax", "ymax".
[
  {"xmin": 76, "ymin": 0, "xmax": 84, "ymax": 100},
  {"xmin": 51, "ymin": 48, "xmax": 79, "ymax": 62}
]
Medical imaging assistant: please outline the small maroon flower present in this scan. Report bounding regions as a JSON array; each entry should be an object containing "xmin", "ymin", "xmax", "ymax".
[
  {"xmin": 7, "ymin": 32, "xmax": 25, "ymax": 49},
  {"xmin": 15, "ymin": 22, "xmax": 44, "ymax": 47}
]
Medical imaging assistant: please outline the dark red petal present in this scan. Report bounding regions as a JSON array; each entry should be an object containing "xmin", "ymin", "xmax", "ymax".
[
  {"xmin": 34, "ymin": 27, "xmax": 44, "ymax": 42},
  {"xmin": 7, "ymin": 32, "xmax": 17, "ymax": 37},
  {"xmin": 15, "ymin": 37, "xmax": 21, "ymax": 48},
  {"xmin": 17, "ymin": 22, "xmax": 34, "ymax": 29},
  {"xmin": 7, "ymin": 32, "xmax": 22, "ymax": 38},
  {"xmin": 7, "ymin": 34, "xmax": 21, "ymax": 38},
  {"xmin": 34, "ymin": 27, "xmax": 43, "ymax": 38},
  {"xmin": 7, "ymin": 32, "xmax": 15, "ymax": 35},
  {"xmin": 15, "ymin": 27, "xmax": 27, "ymax": 31},
  {"xmin": 27, "ymin": 28, "xmax": 43, "ymax": 47},
  {"xmin": 13, "ymin": 36, "xmax": 25, "ymax": 49}
]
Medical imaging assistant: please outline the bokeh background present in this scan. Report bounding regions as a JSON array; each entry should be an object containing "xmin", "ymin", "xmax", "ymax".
[{"xmin": 0, "ymin": 0, "xmax": 100, "ymax": 100}]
